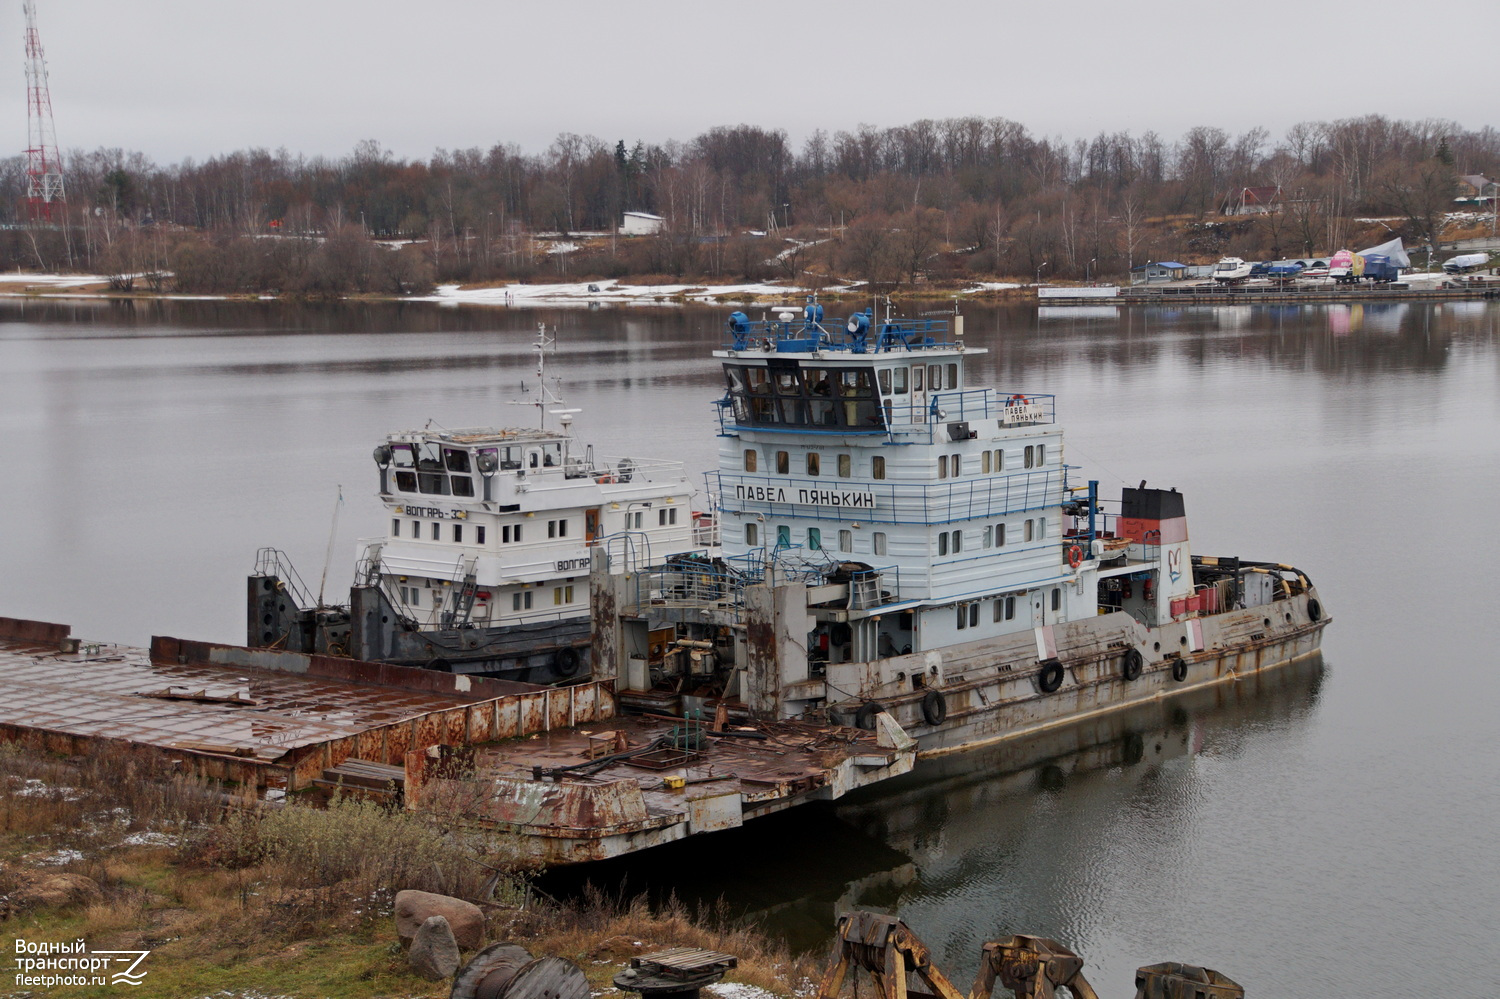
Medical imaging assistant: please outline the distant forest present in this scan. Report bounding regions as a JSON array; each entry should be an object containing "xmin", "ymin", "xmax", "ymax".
[{"xmin": 2, "ymin": 114, "xmax": 1495, "ymax": 294}]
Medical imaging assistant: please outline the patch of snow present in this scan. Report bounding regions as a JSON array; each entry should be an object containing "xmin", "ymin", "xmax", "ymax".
[
  {"xmin": 0, "ymin": 272, "xmax": 107, "ymax": 287},
  {"xmin": 119, "ymin": 831, "xmax": 179, "ymax": 848},
  {"xmin": 13, "ymin": 778, "xmax": 81, "ymax": 800},
  {"xmin": 964, "ymin": 282, "xmax": 1022, "ymax": 292},
  {"xmin": 706, "ymin": 983, "xmax": 782, "ymax": 999},
  {"xmin": 423, "ymin": 281, "xmax": 842, "ymax": 309},
  {"xmin": 35, "ymin": 848, "xmax": 85, "ymax": 866},
  {"xmin": 546, "ymin": 242, "xmax": 580, "ymax": 256}
]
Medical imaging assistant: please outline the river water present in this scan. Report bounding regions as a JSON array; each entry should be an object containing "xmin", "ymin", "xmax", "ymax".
[{"xmin": 2, "ymin": 296, "xmax": 1497, "ymax": 995}]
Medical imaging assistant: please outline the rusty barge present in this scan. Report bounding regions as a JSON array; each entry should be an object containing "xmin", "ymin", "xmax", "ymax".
[{"xmin": 0, "ymin": 306, "xmax": 1329, "ymax": 865}]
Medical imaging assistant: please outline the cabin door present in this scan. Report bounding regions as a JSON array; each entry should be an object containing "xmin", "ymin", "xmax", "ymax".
[
  {"xmin": 585, "ymin": 508, "xmax": 600, "ymax": 543},
  {"xmin": 910, "ymin": 364, "xmax": 927, "ymax": 423},
  {"xmin": 1031, "ymin": 590, "xmax": 1047, "ymax": 626}
]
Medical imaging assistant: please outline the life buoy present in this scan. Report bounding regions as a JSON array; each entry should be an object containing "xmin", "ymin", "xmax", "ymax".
[
  {"xmin": 596, "ymin": 474, "xmax": 616, "ymax": 484},
  {"xmin": 1008, "ymin": 394, "xmax": 1027, "ymax": 405},
  {"xmin": 921, "ymin": 689, "xmax": 948, "ymax": 726},
  {"xmin": 1067, "ymin": 544, "xmax": 1084, "ymax": 569},
  {"xmin": 1038, "ymin": 659, "xmax": 1065, "ymax": 693},
  {"xmin": 854, "ymin": 701, "xmax": 885, "ymax": 731},
  {"xmin": 1122, "ymin": 648, "xmax": 1143, "ymax": 681},
  {"xmin": 554, "ymin": 647, "xmax": 581, "ymax": 676},
  {"xmin": 1307, "ymin": 598, "xmax": 1322, "ymax": 623},
  {"xmin": 1171, "ymin": 659, "xmax": 1188, "ymax": 682}
]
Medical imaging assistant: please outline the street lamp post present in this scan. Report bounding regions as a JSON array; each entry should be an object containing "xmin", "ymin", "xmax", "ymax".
[
  {"xmin": 1086, "ymin": 258, "xmax": 1096, "ymax": 284},
  {"xmin": 1036, "ymin": 260, "xmax": 1049, "ymax": 286}
]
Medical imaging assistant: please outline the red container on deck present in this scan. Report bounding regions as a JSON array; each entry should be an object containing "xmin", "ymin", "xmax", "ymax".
[{"xmin": 1170, "ymin": 598, "xmax": 1186, "ymax": 617}]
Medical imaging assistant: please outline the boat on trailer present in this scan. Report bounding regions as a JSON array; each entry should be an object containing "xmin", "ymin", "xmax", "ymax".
[
  {"xmin": 249, "ymin": 325, "xmax": 709, "ymax": 685},
  {"xmin": 1211, "ymin": 257, "xmax": 1254, "ymax": 283}
]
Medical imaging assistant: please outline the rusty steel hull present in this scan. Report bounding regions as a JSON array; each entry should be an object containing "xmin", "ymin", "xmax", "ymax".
[
  {"xmin": 830, "ymin": 590, "xmax": 1329, "ymax": 757},
  {"xmin": 406, "ymin": 713, "xmax": 917, "ymax": 866}
]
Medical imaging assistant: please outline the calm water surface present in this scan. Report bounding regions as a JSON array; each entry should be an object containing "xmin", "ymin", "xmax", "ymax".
[{"xmin": 2, "ymin": 296, "xmax": 1497, "ymax": 995}]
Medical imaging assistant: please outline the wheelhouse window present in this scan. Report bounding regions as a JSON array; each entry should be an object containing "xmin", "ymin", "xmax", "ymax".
[{"xmin": 723, "ymin": 363, "xmax": 883, "ymax": 430}]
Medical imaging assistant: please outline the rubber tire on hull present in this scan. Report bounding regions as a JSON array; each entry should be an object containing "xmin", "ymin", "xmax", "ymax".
[
  {"xmin": 1171, "ymin": 659, "xmax": 1189, "ymax": 682},
  {"xmin": 1038, "ymin": 659, "xmax": 1065, "ymax": 693},
  {"xmin": 855, "ymin": 701, "xmax": 886, "ymax": 731},
  {"xmin": 1122, "ymin": 648, "xmax": 1143, "ymax": 681},
  {"xmin": 921, "ymin": 689, "xmax": 948, "ymax": 726},
  {"xmin": 554, "ymin": 647, "xmax": 581, "ymax": 676},
  {"xmin": 1308, "ymin": 598, "xmax": 1322, "ymax": 622}
]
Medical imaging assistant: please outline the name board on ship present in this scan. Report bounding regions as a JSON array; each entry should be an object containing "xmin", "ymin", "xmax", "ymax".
[{"xmin": 734, "ymin": 484, "xmax": 876, "ymax": 509}]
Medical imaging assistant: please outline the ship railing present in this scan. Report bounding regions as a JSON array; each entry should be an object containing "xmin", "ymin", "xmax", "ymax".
[
  {"xmin": 594, "ymin": 455, "xmax": 686, "ymax": 483},
  {"xmin": 600, "ymin": 531, "xmax": 654, "ymax": 574},
  {"xmin": 692, "ymin": 507, "xmax": 721, "ymax": 548},
  {"xmin": 722, "ymin": 315, "xmax": 958, "ymax": 353},
  {"xmin": 631, "ymin": 557, "xmax": 750, "ymax": 619},
  {"xmin": 714, "ymin": 468, "xmax": 1068, "ymax": 526},
  {"xmin": 253, "ymin": 547, "xmax": 316, "ymax": 609},
  {"xmin": 881, "ymin": 390, "xmax": 1057, "ymax": 436},
  {"xmin": 846, "ymin": 565, "xmax": 899, "ymax": 610}
]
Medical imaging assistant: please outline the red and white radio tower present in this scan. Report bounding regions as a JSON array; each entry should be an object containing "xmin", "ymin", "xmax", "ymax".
[{"xmin": 23, "ymin": 0, "xmax": 65, "ymax": 222}]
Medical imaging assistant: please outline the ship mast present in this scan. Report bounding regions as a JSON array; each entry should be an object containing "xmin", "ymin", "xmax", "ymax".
[{"xmin": 516, "ymin": 323, "xmax": 578, "ymax": 431}]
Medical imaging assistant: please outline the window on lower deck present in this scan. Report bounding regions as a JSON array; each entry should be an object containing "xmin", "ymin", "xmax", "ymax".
[
  {"xmin": 452, "ymin": 524, "xmax": 463, "ymax": 543},
  {"xmin": 807, "ymin": 527, "xmax": 822, "ymax": 550},
  {"xmin": 745, "ymin": 523, "xmax": 758, "ymax": 546}
]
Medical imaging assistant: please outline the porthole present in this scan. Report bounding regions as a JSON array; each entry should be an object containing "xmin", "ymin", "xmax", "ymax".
[
  {"xmin": 1179, "ymin": 636, "xmax": 1188, "ymax": 645},
  {"xmin": 1153, "ymin": 642, "xmax": 1161, "ymax": 652}
]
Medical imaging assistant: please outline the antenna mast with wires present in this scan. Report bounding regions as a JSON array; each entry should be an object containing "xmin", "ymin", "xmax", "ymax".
[{"xmin": 23, "ymin": 0, "xmax": 65, "ymax": 223}]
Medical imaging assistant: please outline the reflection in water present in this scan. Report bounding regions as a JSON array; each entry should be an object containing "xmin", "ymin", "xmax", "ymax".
[
  {"xmin": 3, "ymin": 297, "xmax": 1499, "ymax": 997},
  {"xmin": 541, "ymin": 655, "xmax": 1326, "ymax": 972}
]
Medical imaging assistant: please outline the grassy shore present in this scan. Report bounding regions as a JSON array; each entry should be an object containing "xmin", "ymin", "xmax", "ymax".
[{"xmin": 0, "ymin": 745, "xmax": 817, "ymax": 999}]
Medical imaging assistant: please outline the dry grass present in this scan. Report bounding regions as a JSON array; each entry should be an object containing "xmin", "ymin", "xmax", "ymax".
[
  {"xmin": 0, "ymin": 743, "xmax": 811, "ymax": 998},
  {"xmin": 508, "ymin": 888, "xmax": 819, "ymax": 996}
]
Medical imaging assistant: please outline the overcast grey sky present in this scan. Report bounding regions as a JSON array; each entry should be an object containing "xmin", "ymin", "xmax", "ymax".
[{"xmin": 7, "ymin": 0, "xmax": 1493, "ymax": 165}]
